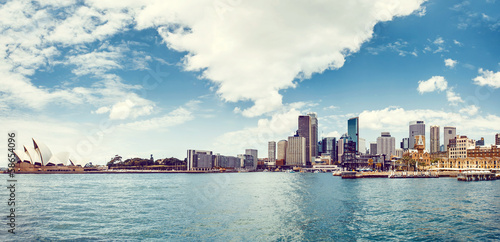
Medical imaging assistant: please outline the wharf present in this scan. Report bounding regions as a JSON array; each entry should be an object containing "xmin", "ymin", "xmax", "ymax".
[{"xmin": 457, "ymin": 171, "xmax": 498, "ymax": 181}]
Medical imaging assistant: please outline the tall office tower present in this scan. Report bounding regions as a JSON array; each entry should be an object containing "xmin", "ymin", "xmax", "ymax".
[
  {"xmin": 337, "ymin": 134, "xmax": 347, "ymax": 162},
  {"xmin": 443, "ymin": 127, "xmax": 456, "ymax": 150},
  {"xmin": 400, "ymin": 138, "xmax": 409, "ymax": 150},
  {"xmin": 496, "ymin": 133, "xmax": 500, "ymax": 145},
  {"xmin": 318, "ymin": 140, "xmax": 323, "ymax": 154},
  {"xmin": 308, "ymin": 113, "xmax": 318, "ymax": 158},
  {"xmin": 245, "ymin": 149, "xmax": 258, "ymax": 170},
  {"xmin": 321, "ymin": 137, "xmax": 336, "ymax": 160},
  {"xmin": 430, "ymin": 125, "xmax": 440, "ymax": 154},
  {"xmin": 277, "ymin": 140, "xmax": 287, "ymax": 162},
  {"xmin": 286, "ymin": 136, "xmax": 306, "ymax": 166},
  {"xmin": 359, "ymin": 138, "xmax": 366, "ymax": 154},
  {"xmin": 347, "ymin": 117, "xmax": 359, "ymax": 152},
  {"xmin": 370, "ymin": 143, "xmax": 377, "ymax": 155},
  {"xmin": 377, "ymin": 132, "xmax": 395, "ymax": 161},
  {"xmin": 268, "ymin": 141, "xmax": 276, "ymax": 163},
  {"xmin": 187, "ymin": 150, "xmax": 213, "ymax": 170},
  {"xmin": 409, "ymin": 121, "xmax": 425, "ymax": 149}
]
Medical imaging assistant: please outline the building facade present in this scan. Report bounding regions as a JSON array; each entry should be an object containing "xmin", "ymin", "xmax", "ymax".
[
  {"xmin": 475, "ymin": 137, "xmax": 485, "ymax": 146},
  {"xmin": 187, "ymin": 150, "xmax": 213, "ymax": 170},
  {"xmin": 321, "ymin": 137, "xmax": 336, "ymax": 162},
  {"xmin": 377, "ymin": 132, "xmax": 395, "ymax": 161},
  {"xmin": 467, "ymin": 145, "xmax": 500, "ymax": 158},
  {"xmin": 496, "ymin": 133, "xmax": 500, "ymax": 145},
  {"xmin": 308, "ymin": 113, "xmax": 318, "ymax": 158},
  {"xmin": 298, "ymin": 115, "xmax": 312, "ymax": 164},
  {"xmin": 268, "ymin": 141, "xmax": 276, "ymax": 163},
  {"xmin": 430, "ymin": 125, "xmax": 440, "ymax": 154},
  {"xmin": 245, "ymin": 149, "xmax": 258, "ymax": 170},
  {"xmin": 277, "ymin": 140, "xmax": 287, "ymax": 164},
  {"xmin": 409, "ymin": 121, "xmax": 425, "ymax": 149},
  {"xmin": 370, "ymin": 142, "xmax": 377, "ymax": 155},
  {"xmin": 347, "ymin": 117, "xmax": 359, "ymax": 153},
  {"xmin": 400, "ymin": 138, "xmax": 409, "ymax": 151},
  {"xmin": 448, "ymin": 135, "xmax": 475, "ymax": 159},
  {"xmin": 443, "ymin": 126, "xmax": 456, "ymax": 150},
  {"xmin": 359, "ymin": 137, "xmax": 366, "ymax": 154},
  {"xmin": 286, "ymin": 136, "xmax": 306, "ymax": 166}
]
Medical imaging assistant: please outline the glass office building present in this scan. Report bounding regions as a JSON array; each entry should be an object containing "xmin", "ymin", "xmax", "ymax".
[{"xmin": 347, "ymin": 117, "xmax": 359, "ymax": 153}]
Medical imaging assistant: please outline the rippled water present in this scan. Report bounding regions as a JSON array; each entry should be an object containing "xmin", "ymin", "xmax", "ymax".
[{"xmin": 1, "ymin": 173, "xmax": 499, "ymax": 241}]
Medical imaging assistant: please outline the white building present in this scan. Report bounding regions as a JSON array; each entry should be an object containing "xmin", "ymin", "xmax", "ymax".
[
  {"xmin": 268, "ymin": 141, "xmax": 276, "ymax": 163},
  {"xmin": 245, "ymin": 149, "xmax": 258, "ymax": 170},
  {"xmin": 444, "ymin": 126, "xmax": 456, "ymax": 150},
  {"xmin": 448, "ymin": 135, "xmax": 475, "ymax": 159},
  {"xmin": 377, "ymin": 132, "xmax": 395, "ymax": 161}
]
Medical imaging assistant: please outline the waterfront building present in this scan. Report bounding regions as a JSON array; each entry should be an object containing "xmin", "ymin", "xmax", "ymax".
[
  {"xmin": 298, "ymin": 115, "xmax": 312, "ymax": 164},
  {"xmin": 438, "ymin": 157, "xmax": 499, "ymax": 169},
  {"xmin": 187, "ymin": 150, "xmax": 213, "ymax": 170},
  {"xmin": 238, "ymin": 154, "xmax": 255, "ymax": 169},
  {"xmin": 347, "ymin": 117, "xmax": 359, "ymax": 153},
  {"xmin": 444, "ymin": 126, "xmax": 456, "ymax": 150},
  {"xmin": 400, "ymin": 138, "xmax": 409, "ymax": 151},
  {"xmin": 277, "ymin": 140, "xmax": 287, "ymax": 165},
  {"xmin": 409, "ymin": 121, "xmax": 425, "ymax": 149},
  {"xmin": 448, "ymin": 135, "xmax": 475, "ymax": 159},
  {"xmin": 286, "ymin": 136, "xmax": 306, "ymax": 166},
  {"xmin": 359, "ymin": 137, "xmax": 366, "ymax": 154},
  {"xmin": 475, "ymin": 137, "xmax": 485, "ymax": 146},
  {"xmin": 268, "ymin": 141, "xmax": 276, "ymax": 163},
  {"xmin": 215, "ymin": 154, "xmax": 240, "ymax": 168},
  {"xmin": 496, "ymin": 133, "xmax": 500, "ymax": 145},
  {"xmin": 13, "ymin": 138, "xmax": 84, "ymax": 173},
  {"xmin": 467, "ymin": 145, "xmax": 500, "ymax": 158},
  {"xmin": 377, "ymin": 132, "xmax": 395, "ymax": 161},
  {"xmin": 245, "ymin": 149, "xmax": 258, "ymax": 170},
  {"xmin": 430, "ymin": 125, "xmax": 440, "ymax": 154},
  {"xmin": 370, "ymin": 143, "xmax": 377, "ymax": 155}
]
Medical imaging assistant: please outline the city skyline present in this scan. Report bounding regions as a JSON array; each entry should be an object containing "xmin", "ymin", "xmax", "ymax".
[{"xmin": 1, "ymin": 1, "xmax": 499, "ymax": 167}]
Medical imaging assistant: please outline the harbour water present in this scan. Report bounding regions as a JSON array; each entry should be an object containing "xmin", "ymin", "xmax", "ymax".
[{"xmin": 2, "ymin": 173, "xmax": 499, "ymax": 241}]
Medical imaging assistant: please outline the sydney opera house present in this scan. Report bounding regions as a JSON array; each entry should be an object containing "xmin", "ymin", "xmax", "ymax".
[{"xmin": 13, "ymin": 138, "xmax": 84, "ymax": 173}]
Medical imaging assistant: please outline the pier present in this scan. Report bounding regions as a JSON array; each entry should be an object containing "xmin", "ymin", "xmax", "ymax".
[{"xmin": 457, "ymin": 171, "xmax": 498, "ymax": 181}]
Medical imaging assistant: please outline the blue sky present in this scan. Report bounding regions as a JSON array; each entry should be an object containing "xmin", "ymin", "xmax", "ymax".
[{"xmin": 1, "ymin": 0, "xmax": 499, "ymax": 166}]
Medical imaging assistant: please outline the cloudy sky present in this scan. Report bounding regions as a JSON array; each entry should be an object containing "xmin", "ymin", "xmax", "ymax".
[{"xmin": 1, "ymin": 0, "xmax": 499, "ymax": 166}]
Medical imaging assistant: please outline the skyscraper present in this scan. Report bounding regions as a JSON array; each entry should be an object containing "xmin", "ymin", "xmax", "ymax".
[
  {"xmin": 370, "ymin": 142, "xmax": 377, "ymax": 155},
  {"xmin": 245, "ymin": 149, "xmax": 258, "ymax": 170},
  {"xmin": 409, "ymin": 121, "xmax": 425, "ymax": 149},
  {"xmin": 298, "ymin": 113, "xmax": 318, "ymax": 164},
  {"xmin": 359, "ymin": 137, "xmax": 366, "ymax": 154},
  {"xmin": 268, "ymin": 141, "xmax": 276, "ymax": 163},
  {"xmin": 443, "ymin": 126, "xmax": 456, "ymax": 150},
  {"xmin": 347, "ymin": 117, "xmax": 359, "ymax": 152},
  {"xmin": 430, "ymin": 125, "xmax": 440, "ymax": 154},
  {"xmin": 400, "ymin": 138, "xmax": 409, "ymax": 150},
  {"xmin": 337, "ymin": 133, "xmax": 348, "ymax": 162},
  {"xmin": 321, "ymin": 137, "xmax": 336, "ymax": 161},
  {"xmin": 496, "ymin": 133, "xmax": 500, "ymax": 145},
  {"xmin": 308, "ymin": 113, "xmax": 318, "ymax": 158},
  {"xmin": 377, "ymin": 132, "xmax": 395, "ymax": 161},
  {"xmin": 277, "ymin": 140, "xmax": 287, "ymax": 162},
  {"xmin": 286, "ymin": 136, "xmax": 306, "ymax": 166}
]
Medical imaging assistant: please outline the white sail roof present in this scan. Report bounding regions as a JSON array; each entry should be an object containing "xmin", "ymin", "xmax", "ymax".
[
  {"xmin": 33, "ymin": 138, "xmax": 53, "ymax": 165},
  {"xmin": 24, "ymin": 145, "xmax": 41, "ymax": 164}
]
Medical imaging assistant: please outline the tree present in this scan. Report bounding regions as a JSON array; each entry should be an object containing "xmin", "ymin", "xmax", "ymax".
[{"xmin": 107, "ymin": 155, "xmax": 122, "ymax": 168}]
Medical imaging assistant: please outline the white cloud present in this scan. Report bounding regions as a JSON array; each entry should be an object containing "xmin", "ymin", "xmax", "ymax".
[
  {"xmin": 473, "ymin": 68, "xmax": 500, "ymax": 88},
  {"xmin": 417, "ymin": 76, "xmax": 448, "ymax": 94},
  {"xmin": 446, "ymin": 88, "xmax": 464, "ymax": 105},
  {"xmin": 323, "ymin": 105, "xmax": 339, "ymax": 111},
  {"xmin": 444, "ymin": 58, "xmax": 458, "ymax": 68},
  {"xmin": 453, "ymin": 40, "xmax": 462, "ymax": 46},
  {"xmin": 459, "ymin": 105, "xmax": 479, "ymax": 116},
  {"xmin": 126, "ymin": 0, "xmax": 426, "ymax": 117},
  {"xmin": 213, "ymin": 106, "xmax": 302, "ymax": 155},
  {"xmin": 324, "ymin": 131, "xmax": 341, "ymax": 138},
  {"xmin": 433, "ymin": 37, "xmax": 444, "ymax": 45}
]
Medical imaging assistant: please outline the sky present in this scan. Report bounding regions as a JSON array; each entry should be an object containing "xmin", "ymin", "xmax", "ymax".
[{"xmin": 1, "ymin": 0, "xmax": 499, "ymax": 166}]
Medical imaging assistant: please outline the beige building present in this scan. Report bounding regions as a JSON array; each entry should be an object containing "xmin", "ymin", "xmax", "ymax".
[
  {"xmin": 448, "ymin": 135, "xmax": 475, "ymax": 159},
  {"xmin": 277, "ymin": 140, "xmax": 287, "ymax": 163},
  {"xmin": 286, "ymin": 136, "xmax": 306, "ymax": 166},
  {"xmin": 430, "ymin": 125, "xmax": 440, "ymax": 154},
  {"xmin": 438, "ymin": 157, "xmax": 499, "ymax": 169}
]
